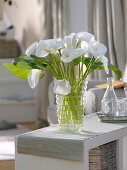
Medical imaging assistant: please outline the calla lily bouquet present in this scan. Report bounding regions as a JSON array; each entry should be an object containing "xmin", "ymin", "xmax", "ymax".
[
  {"xmin": 3, "ymin": 32, "xmax": 121, "ymax": 95},
  {"xmin": 3, "ymin": 32, "xmax": 122, "ymax": 132}
]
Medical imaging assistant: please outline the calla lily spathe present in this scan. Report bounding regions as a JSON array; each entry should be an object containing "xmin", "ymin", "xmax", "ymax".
[
  {"xmin": 35, "ymin": 38, "xmax": 62, "ymax": 57},
  {"xmin": 75, "ymin": 32, "xmax": 95, "ymax": 43},
  {"xmin": 88, "ymin": 41, "xmax": 107, "ymax": 57},
  {"xmin": 80, "ymin": 41, "xmax": 89, "ymax": 52},
  {"xmin": 61, "ymin": 46, "xmax": 85, "ymax": 63},
  {"xmin": 62, "ymin": 33, "xmax": 76, "ymax": 48},
  {"xmin": 73, "ymin": 32, "xmax": 95, "ymax": 50},
  {"xmin": 25, "ymin": 42, "xmax": 38, "ymax": 56},
  {"xmin": 98, "ymin": 56, "xmax": 109, "ymax": 74},
  {"xmin": 28, "ymin": 69, "xmax": 41, "ymax": 88},
  {"xmin": 53, "ymin": 79, "xmax": 71, "ymax": 95}
]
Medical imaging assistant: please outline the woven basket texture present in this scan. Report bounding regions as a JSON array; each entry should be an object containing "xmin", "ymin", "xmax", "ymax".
[
  {"xmin": 0, "ymin": 39, "xmax": 21, "ymax": 58},
  {"xmin": 89, "ymin": 141, "xmax": 116, "ymax": 170}
]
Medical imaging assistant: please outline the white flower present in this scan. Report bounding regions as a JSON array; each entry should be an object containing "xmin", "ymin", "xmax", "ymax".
[
  {"xmin": 53, "ymin": 79, "xmax": 71, "ymax": 95},
  {"xmin": 28, "ymin": 69, "xmax": 41, "ymax": 88},
  {"xmin": 73, "ymin": 32, "xmax": 95, "ymax": 50},
  {"xmin": 50, "ymin": 38, "xmax": 63, "ymax": 49},
  {"xmin": 88, "ymin": 41, "xmax": 107, "ymax": 57},
  {"xmin": 98, "ymin": 56, "xmax": 109, "ymax": 74},
  {"xmin": 25, "ymin": 42, "xmax": 38, "ymax": 56},
  {"xmin": 62, "ymin": 33, "xmax": 76, "ymax": 48},
  {"xmin": 81, "ymin": 41, "xmax": 89, "ymax": 52},
  {"xmin": 35, "ymin": 38, "xmax": 62, "ymax": 57},
  {"xmin": 75, "ymin": 32, "xmax": 95, "ymax": 43},
  {"xmin": 61, "ymin": 46, "xmax": 85, "ymax": 63}
]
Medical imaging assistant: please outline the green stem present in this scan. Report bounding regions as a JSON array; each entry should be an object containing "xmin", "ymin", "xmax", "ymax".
[
  {"xmin": 62, "ymin": 62, "xmax": 67, "ymax": 78},
  {"xmin": 83, "ymin": 57, "xmax": 98, "ymax": 78},
  {"xmin": 50, "ymin": 53, "xmax": 64, "ymax": 79},
  {"xmin": 80, "ymin": 56, "xmax": 84, "ymax": 77},
  {"xmin": 71, "ymin": 61, "xmax": 75, "ymax": 80},
  {"xmin": 45, "ymin": 67, "xmax": 59, "ymax": 78},
  {"xmin": 78, "ymin": 62, "xmax": 81, "ymax": 78}
]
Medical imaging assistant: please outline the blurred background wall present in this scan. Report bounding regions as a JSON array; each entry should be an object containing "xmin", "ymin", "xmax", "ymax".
[
  {"xmin": 3, "ymin": 0, "xmax": 43, "ymax": 48},
  {"xmin": 3, "ymin": 0, "xmax": 86, "ymax": 49},
  {"xmin": 0, "ymin": 1, "xmax": 3, "ymax": 20}
]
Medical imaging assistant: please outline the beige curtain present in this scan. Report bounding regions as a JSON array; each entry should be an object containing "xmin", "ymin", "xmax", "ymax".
[
  {"xmin": 37, "ymin": 0, "xmax": 65, "ymax": 127},
  {"xmin": 85, "ymin": 0, "xmax": 126, "ymax": 80}
]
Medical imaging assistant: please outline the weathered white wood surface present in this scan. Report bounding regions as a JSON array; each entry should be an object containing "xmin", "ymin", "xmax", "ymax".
[{"xmin": 16, "ymin": 114, "xmax": 127, "ymax": 170}]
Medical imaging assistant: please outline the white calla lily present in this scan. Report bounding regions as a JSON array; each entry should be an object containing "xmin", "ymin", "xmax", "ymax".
[
  {"xmin": 73, "ymin": 32, "xmax": 95, "ymax": 49},
  {"xmin": 53, "ymin": 79, "xmax": 71, "ymax": 95},
  {"xmin": 50, "ymin": 38, "xmax": 63, "ymax": 49},
  {"xmin": 81, "ymin": 41, "xmax": 89, "ymax": 52},
  {"xmin": 98, "ymin": 56, "xmax": 109, "ymax": 74},
  {"xmin": 75, "ymin": 32, "xmax": 95, "ymax": 43},
  {"xmin": 88, "ymin": 41, "xmax": 107, "ymax": 57},
  {"xmin": 28, "ymin": 69, "xmax": 41, "ymax": 88},
  {"xmin": 35, "ymin": 40, "xmax": 51, "ymax": 57},
  {"xmin": 25, "ymin": 42, "xmax": 38, "ymax": 56},
  {"xmin": 35, "ymin": 38, "xmax": 62, "ymax": 57},
  {"xmin": 61, "ymin": 46, "xmax": 85, "ymax": 63},
  {"xmin": 62, "ymin": 33, "xmax": 75, "ymax": 48}
]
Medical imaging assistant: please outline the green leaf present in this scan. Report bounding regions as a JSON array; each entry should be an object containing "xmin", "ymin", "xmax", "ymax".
[
  {"xmin": 16, "ymin": 61, "xmax": 32, "ymax": 69},
  {"xmin": 95, "ymin": 66, "xmax": 104, "ymax": 70},
  {"xmin": 91, "ymin": 62, "xmax": 104, "ymax": 70},
  {"xmin": 73, "ymin": 57, "xmax": 81, "ymax": 66},
  {"xmin": 73, "ymin": 57, "xmax": 96, "ymax": 66},
  {"xmin": 83, "ymin": 57, "xmax": 103, "ymax": 70},
  {"xmin": 30, "ymin": 55, "xmax": 52, "ymax": 65},
  {"xmin": 3, "ymin": 63, "xmax": 45, "ymax": 80},
  {"xmin": 83, "ymin": 57, "xmax": 96, "ymax": 66},
  {"xmin": 19, "ymin": 55, "xmax": 28, "ymax": 58},
  {"xmin": 3, "ymin": 63, "xmax": 32, "ymax": 80},
  {"xmin": 39, "ymin": 73, "xmax": 45, "ymax": 79},
  {"xmin": 13, "ymin": 58, "xmax": 37, "ymax": 68},
  {"xmin": 109, "ymin": 64, "xmax": 122, "ymax": 79},
  {"xmin": 73, "ymin": 56, "xmax": 104, "ymax": 71}
]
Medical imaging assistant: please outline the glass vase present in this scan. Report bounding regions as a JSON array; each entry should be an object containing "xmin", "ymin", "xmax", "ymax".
[{"xmin": 56, "ymin": 80, "xmax": 87, "ymax": 133}]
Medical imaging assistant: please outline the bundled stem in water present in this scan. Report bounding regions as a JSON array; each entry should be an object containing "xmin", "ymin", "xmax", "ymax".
[{"xmin": 56, "ymin": 77, "xmax": 86, "ymax": 132}]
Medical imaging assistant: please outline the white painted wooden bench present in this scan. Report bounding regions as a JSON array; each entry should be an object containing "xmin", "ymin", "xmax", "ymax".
[{"xmin": 15, "ymin": 113, "xmax": 127, "ymax": 170}]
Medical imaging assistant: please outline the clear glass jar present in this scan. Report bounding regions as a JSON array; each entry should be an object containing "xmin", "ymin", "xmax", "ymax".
[
  {"xmin": 117, "ymin": 98, "xmax": 127, "ymax": 116},
  {"xmin": 101, "ymin": 77, "xmax": 118, "ymax": 116}
]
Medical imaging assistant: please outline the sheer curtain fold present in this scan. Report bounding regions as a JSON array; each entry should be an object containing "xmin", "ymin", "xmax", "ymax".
[
  {"xmin": 85, "ymin": 0, "xmax": 126, "ymax": 80},
  {"xmin": 109, "ymin": 0, "xmax": 126, "ymax": 70},
  {"xmin": 37, "ymin": 0, "xmax": 65, "ymax": 127}
]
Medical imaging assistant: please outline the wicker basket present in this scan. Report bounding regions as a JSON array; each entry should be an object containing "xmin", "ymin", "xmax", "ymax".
[
  {"xmin": 0, "ymin": 39, "xmax": 21, "ymax": 58},
  {"xmin": 89, "ymin": 141, "xmax": 116, "ymax": 170}
]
